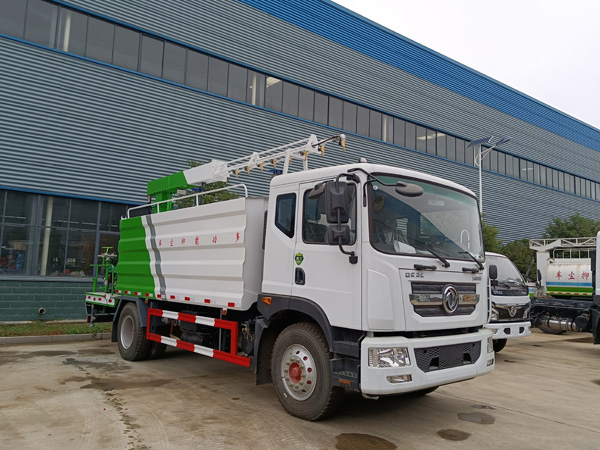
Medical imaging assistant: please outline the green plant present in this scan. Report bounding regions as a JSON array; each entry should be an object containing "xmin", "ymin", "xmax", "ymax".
[{"xmin": 0, "ymin": 321, "xmax": 112, "ymax": 337}]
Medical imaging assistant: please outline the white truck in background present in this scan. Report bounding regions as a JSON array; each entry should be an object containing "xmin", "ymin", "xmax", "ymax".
[
  {"xmin": 86, "ymin": 134, "xmax": 495, "ymax": 420},
  {"xmin": 529, "ymin": 236, "xmax": 600, "ymax": 342},
  {"xmin": 485, "ymin": 252, "xmax": 531, "ymax": 352}
]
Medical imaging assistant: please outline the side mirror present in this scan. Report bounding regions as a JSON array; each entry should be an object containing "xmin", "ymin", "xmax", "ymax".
[
  {"xmin": 537, "ymin": 268, "xmax": 542, "ymax": 282},
  {"xmin": 488, "ymin": 264, "xmax": 498, "ymax": 287},
  {"xmin": 395, "ymin": 181, "xmax": 424, "ymax": 197},
  {"xmin": 308, "ymin": 182, "xmax": 326, "ymax": 199},
  {"xmin": 325, "ymin": 181, "xmax": 349, "ymax": 223},
  {"xmin": 327, "ymin": 224, "xmax": 350, "ymax": 246}
]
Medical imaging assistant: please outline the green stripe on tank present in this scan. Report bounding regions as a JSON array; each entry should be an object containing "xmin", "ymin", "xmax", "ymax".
[
  {"xmin": 547, "ymin": 286, "xmax": 592, "ymax": 294},
  {"xmin": 116, "ymin": 216, "xmax": 155, "ymax": 296}
]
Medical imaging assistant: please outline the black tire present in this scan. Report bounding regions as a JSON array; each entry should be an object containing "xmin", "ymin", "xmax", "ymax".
[
  {"xmin": 493, "ymin": 338, "xmax": 507, "ymax": 353},
  {"xmin": 117, "ymin": 302, "xmax": 152, "ymax": 361},
  {"xmin": 538, "ymin": 324, "xmax": 565, "ymax": 335},
  {"xmin": 148, "ymin": 341, "xmax": 167, "ymax": 359},
  {"xmin": 271, "ymin": 322, "xmax": 344, "ymax": 421}
]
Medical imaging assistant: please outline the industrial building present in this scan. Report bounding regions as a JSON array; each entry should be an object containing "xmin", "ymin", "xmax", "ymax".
[{"xmin": 1, "ymin": 0, "xmax": 599, "ymax": 320}]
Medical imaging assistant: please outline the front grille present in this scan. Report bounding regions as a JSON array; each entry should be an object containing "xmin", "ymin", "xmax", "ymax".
[
  {"xmin": 415, "ymin": 341, "xmax": 481, "ymax": 372},
  {"xmin": 412, "ymin": 283, "xmax": 476, "ymax": 294},
  {"xmin": 411, "ymin": 282, "xmax": 478, "ymax": 317},
  {"xmin": 494, "ymin": 304, "xmax": 530, "ymax": 321}
]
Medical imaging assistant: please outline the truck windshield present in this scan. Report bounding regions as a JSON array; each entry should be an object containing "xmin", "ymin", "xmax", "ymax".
[
  {"xmin": 487, "ymin": 254, "xmax": 526, "ymax": 286},
  {"xmin": 368, "ymin": 175, "xmax": 483, "ymax": 262}
]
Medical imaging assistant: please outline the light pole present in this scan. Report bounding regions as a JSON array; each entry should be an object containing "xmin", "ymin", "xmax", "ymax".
[{"xmin": 467, "ymin": 136, "xmax": 511, "ymax": 214}]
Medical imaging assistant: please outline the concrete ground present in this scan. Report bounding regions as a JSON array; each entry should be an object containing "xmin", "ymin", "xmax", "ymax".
[{"xmin": 1, "ymin": 329, "xmax": 599, "ymax": 450}]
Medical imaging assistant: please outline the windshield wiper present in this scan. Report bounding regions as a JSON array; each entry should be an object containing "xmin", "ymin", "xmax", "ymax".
[
  {"xmin": 460, "ymin": 251, "xmax": 483, "ymax": 272},
  {"xmin": 424, "ymin": 247, "xmax": 450, "ymax": 268}
]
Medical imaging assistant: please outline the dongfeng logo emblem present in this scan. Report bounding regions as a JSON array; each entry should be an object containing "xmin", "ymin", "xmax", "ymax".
[
  {"xmin": 442, "ymin": 285, "xmax": 459, "ymax": 314},
  {"xmin": 509, "ymin": 306, "xmax": 517, "ymax": 318}
]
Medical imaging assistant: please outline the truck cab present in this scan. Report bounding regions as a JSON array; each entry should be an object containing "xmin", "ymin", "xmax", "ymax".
[
  {"xmin": 261, "ymin": 163, "xmax": 494, "ymax": 399},
  {"xmin": 485, "ymin": 252, "xmax": 531, "ymax": 352}
]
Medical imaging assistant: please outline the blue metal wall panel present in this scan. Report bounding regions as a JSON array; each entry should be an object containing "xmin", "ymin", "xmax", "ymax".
[
  {"xmin": 237, "ymin": 0, "xmax": 600, "ymax": 151},
  {"xmin": 2, "ymin": 0, "xmax": 600, "ymax": 242},
  {"xmin": 61, "ymin": 0, "xmax": 600, "ymax": 182}
]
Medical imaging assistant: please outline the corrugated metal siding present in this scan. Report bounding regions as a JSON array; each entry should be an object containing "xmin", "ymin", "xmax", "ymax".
[
  {"xmin": 2, "ymin": 2, "xmax": 600, "ymax": 242},
  {"xmin": 61, "ymin": 0, "xmax": 600, "ymax": 182},
  {"xmin": 237, "ymin": 0, "xmax": 600, "ymax": 147},
  {"xmin": 2, "ymin": 34, "xmax": 598, "ymax": 241}
]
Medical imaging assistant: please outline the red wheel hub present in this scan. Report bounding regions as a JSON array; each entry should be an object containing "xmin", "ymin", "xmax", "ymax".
[{"xmin": 289, "ymin": 362, "xmax": 302, "ymax": 383}]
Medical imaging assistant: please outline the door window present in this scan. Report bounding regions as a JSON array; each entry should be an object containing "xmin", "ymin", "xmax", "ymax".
[
  {"xmin": 302, "ymin": 184, "xmax": 356, "ymax": 244},
  {"xmin": 275, "ymin": 193, "xmax": 296, "ymax": 238}
]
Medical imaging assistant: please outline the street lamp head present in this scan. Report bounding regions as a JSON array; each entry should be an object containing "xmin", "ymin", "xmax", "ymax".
[
  {"xmin": 494, "ymin": 137, "xmax": 511, "ymax": 146},
  {"xmin": 466, "ymin": 136, "xmax": 493, "ymax": 148}
]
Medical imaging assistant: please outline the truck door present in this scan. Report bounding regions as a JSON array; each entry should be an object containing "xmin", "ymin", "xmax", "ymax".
[{"xmin": 291, "ymin": 181, "xmax": 361, "ymax": 330}]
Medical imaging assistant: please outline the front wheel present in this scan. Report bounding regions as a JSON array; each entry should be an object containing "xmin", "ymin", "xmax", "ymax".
[
  {"xmin": 271, "ymin": 323, "xmax": 344, "ymax": 421},
  {"xmin": 117, "ymin": 302, "xmax": 152, "ymax": 361},
  {"xmin": 493, "ymin": 338, "xmax": 507, "ymax": 353}
]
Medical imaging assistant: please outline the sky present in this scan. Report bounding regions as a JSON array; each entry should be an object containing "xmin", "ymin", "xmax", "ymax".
[{"xmin": 334, "ymin": 0, "xmax": 600, "ymax": 130}]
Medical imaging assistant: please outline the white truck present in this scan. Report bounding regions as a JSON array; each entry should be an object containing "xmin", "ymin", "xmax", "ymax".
[
  {"xmin": 484, "ymin": 252, "xmax": 531, "ymax": 352},
  {"xmin": 529, "ymin": 236, "xmax": 600, "ymax": 341},
  {"xmin": 86, "ymin": 134, "xmax": 495, "ymax": 420}
]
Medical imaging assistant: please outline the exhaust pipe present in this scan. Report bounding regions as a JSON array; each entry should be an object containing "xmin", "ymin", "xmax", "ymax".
[{"xmin": 536, "ymin": 316, "xmax": 581, "ymax": 332}]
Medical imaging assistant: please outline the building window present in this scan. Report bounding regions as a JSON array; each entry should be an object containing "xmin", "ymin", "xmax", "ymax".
[
  {"xmin": 228, "ymin": 64, "xmax": 248, "ymax": 102},
  {"xmin": 405, "ymin": 123, "xmax": 416, "ymax": 151},
  {"xmin": 382, "ymin": 115, "xmax": 393, "ymax": 143},
  {"xmin": 314, "ymin": 93, "xmax": 328, "ymax": 125},
  {"xmin": 393, "ymin": 118, "xmax": 405, "ymax": 147},
  {"xmin": 0, "ymin": 0, "xmax": 26, "ymax": 39},
  {"xmin": 85, "ymin": 17, "xmax": 114, "ymax": 64},
  {"xmin": 24, "ymin": 0, "xmax": 58, "ymax": 48},
  {"xmin": 328, "ymin": 97, "xmax": 343, "ymax": 129},
  {"xmin": 247, "ymin": 71, "xmax": 265, "ymax": 107},
  {"xmin": 186, "ymin": 51, "xmax": 209, "ymax": 90},
  {"xmin": 163, "ymin": 42, "xmax": 186, "ymax": 84},
  {"xmin": 436, "ymin": 132, "xmax": 446, "ymax": 158},
  {"xmin": 207, "ymin": 56, "xmax": 228, "ymax": 96},
  {"xmin": 464, "ymin": 140, "xmax": 475, "ymax": 166},
  {"xmin": 370, "ymin": 111, "xmax": 382, "ymax": 140},
  {"xmin": 416, "ymin": 126, "xmax": 426, "ymax": 152},
  {"xmin": 298, "ymin": 87, "xmax": 314, "ymax": 121},
  {"xmin": 426, "ymin": 129, "xmax": 437, "ymax": 155},
  {"xmin": 113, "ymin": 26, "xmax": 140, "ymax": 71},
  {"xmin": 343, "ymin": 102, "xmax": 357, "ymax": 133},
  {"xmin": 282, "ymin": 82, "xmax": 299, "ymax": 116},
  {"xmin": 140, "ymin": 35, "xmax": 164, "ymax": 78},
  {"xmin": 356, "ymin": 106, "xmax": 369, "ymax": 136},
  {"xmin": 0, "ymin": 190, "xmax": 128, "ymax": 277},
  {"xmin": 265, "ymin": 76, "xmax": 283, "ymax": 112},
  {"xmin": 57, "ymin": 8, "xmax": 87, "ymax": 55}
]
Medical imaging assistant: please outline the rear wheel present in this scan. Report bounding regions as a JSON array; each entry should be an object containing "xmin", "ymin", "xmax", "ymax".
[
  {"xmin": 117, "ymin": 302, "xmax": 152, "ymax": 361},
  {"xmin": 493, "ymin": 338, "xmax": 507, "ymax": 353},
  {"xmin": 271, "ymin": 323, "xmax": 344, "ymax": 421}
]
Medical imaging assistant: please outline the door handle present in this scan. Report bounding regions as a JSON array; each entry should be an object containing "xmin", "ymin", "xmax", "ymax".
[{"xmin": 295, "ymin": 267, "xmax": 305, "ymax": 285}]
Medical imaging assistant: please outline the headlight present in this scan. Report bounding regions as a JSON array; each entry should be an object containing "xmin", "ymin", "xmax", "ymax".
[
  {"xmin": 487, "ymin": 336, "xmax": 494, "ymax": 354},
  {"xmin": 368, "ymin": 347, "xmax": 410, "ymax": 368},
  {"xmin": 491, "ymin": 303, "xmax": 499, "ymax": 321}
]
